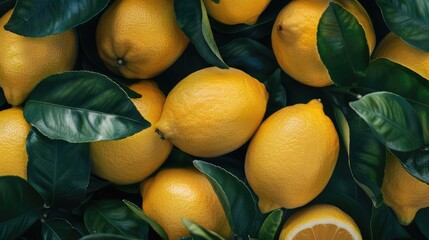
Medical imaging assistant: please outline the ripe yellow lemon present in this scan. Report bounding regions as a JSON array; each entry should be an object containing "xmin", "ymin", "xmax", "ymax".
[
  {"xmin": 89, "ymin": 81, "xmax": 173, "ymax": 185},
  {"xmin": 141, "ymin": 167, "xmax": 231, "ymax": 239},
  {"xmin": 279, "ymin": 204, "xmax": 362, "ymax": 240},
  {"xmin": 381, "ymin": 151, "xmax": 429, "ymax": 225},
  {"xmin": 202, "ymin": 0, "xmax": 271, "ymax": 25},
  {"xmin": 154, "ymin": 67, "xmax": 268, "ymax": 158},
  {"xmin": 245, "ymin": 99, "xmax": 339, "ymax": 212},
  {"xmin": 271, "ymin": 0, "xmax": 376, "ymax": 87},
  {"xmin": 0, "ymin": 9, "xmax": 78, "ymax": 106},
  {"xmin": 0, "ymin": 108, "xmax": 31, "ymax": 179},
  {"xmin": 96, "ymin": 0, "xmax": 189, "ymax": 79}
]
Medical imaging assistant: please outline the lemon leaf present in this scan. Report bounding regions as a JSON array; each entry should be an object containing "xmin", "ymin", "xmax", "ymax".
[
  {"xmin": 4, "ymin": 0, "xmax": 109, "ymax": 37},
  {"xmin": 182, "ymin": 218, "xmax": 225, "ymax": 240},
  {"xmin": 370, "ymin": 204, "xmax": 410, "ymax": 240},
  {"xmin": 257, "ymin": 209, "xmax": 283, "ymax": 240},
  {"xmin": 42, "ymin": 218, "xmax": 83, "ymax": 240},
  {"xmin": 416, "ymin": 208, "xmax": 429, "ymax": 239},
  {"xmin": 79, "ymin": 234, "xmax": 131, "ymax": 240},
  {"xmin": 376, "ymin": 0, "xmax": 429, "ymax": 52},
  {"xmin": 0, "ymin": 89, "xmax": 5, "ymax": 108},
  {"xmin": 390, "ymin": 149, "xmax": 429, "ymax": 184}
]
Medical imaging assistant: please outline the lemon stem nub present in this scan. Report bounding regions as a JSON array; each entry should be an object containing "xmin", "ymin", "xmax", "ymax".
[
  {"xmin": 116, "ymin": 58, "xmax": 126, "ymax": 66},
  {"xmin": 155, "ymin": 129, "xmax": 165, "ymax": 140}
]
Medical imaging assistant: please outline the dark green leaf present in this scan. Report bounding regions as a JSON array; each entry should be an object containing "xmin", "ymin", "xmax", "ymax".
[
  {"xmin": 376, "ymin": 0, "xmax": 429, "ymax": 52},
  {"xmin": 42, "ymin": 218, "xmax": 83, "ymax": 240},
  {"xmin": 79, "ymin": 234, "xmax": 130, "ymax": 240},
  {"xmin": 5, "ymin": 0, "xmax": 109, "ymax": 37},
  {"xmin": 123, "ymin": 200, "xmax": 168, "ymax": 240},
  {"xmin": 317, "ymin": 2, "xmax": 369, "ymax": 87},
  {"xmin": 349, "ymin": 91, "xmax": 424, "ymax": 151},
  {"xmin": 263, "ymin": 69, "xmax": 287, "ymax": 117},
  {"xmin": 257, "ymin": 209, "xmax": 283, "ymax": 240},
  {"xmin": 24, "ymin": 71, "xmax": 150, "ymax": 143},
  {"xmin": 84, "ymin": 200, "xmax": 148, "ymax": 240},
  {"xmin": 174, "ymin": 0, "xmax": 228, "ymax": 68},
  {"xmin": 370, "ymin": 204, "xmax": 410, "ymax": 240},
  {"xmin": 0, "ymin": 176, "xmax": 45, "ymax": 240},
  {"xmin": 182, "ymin": 218, "xmax": 225, "ymax": 240},
  {"xmin": 193, "ymin": 160, "xmax": 257, "ymax": 237},
  {"xmin": 391, "ymin": 149, "xmax": 429, "ymax": 184},
  {"xmin": 27, "ymin": 129, "xmax": 90, "ymax": 209},
  {"xmin": 416, "ymin": 207, "xmax": 429, "ymax": 239},
  {"xmin": 0, "ymin": 89, "xmax": 5, "ymax": 108}
]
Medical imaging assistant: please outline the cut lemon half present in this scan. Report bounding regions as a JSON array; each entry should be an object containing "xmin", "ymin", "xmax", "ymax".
[{"xmin": 279, "ymin": 204, "xmax": 362, "ymax": 240}]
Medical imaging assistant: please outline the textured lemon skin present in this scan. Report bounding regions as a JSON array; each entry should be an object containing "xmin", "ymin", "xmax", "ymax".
[
  {"xmin": 155, "ymin": 67, "xmax": 268, "ymax": 158},
  {"xmin": 0, "ymin": 9, "xmax": 78, "ymax": 106},
  {"xmin": 0, "ymin": 108, "xmax": 31, "ymax": 179},
  {"xmin": 89, "ymin": 81, "xmax": 173, "ymax": 185},
  {"xmin": 141, "ymin": 167, "xmax": 232, "ymax": 239},
  {"xmin": 96, "ymin": 0, "xmax": 189, "ymax": 79},
  {"xmin": 271, "ymin": 0, "xmax": 376, "ymax": 87},
  {"xmin": 381, "ymin": 151, "xmax": 429, "ymax": 225},
  {"xmin": 245, "ymin": 100, "xmax": 339, "ymax": 212}
]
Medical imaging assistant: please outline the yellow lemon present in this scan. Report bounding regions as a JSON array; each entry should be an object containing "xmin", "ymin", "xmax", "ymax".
[
  {"xmin": 271, "ymin": 0, "xmax": 376, "ymax": 87},
  {"xmin": 0, "ymin": 9, "xmax": 78, "ymax": 106},
  {"xmin": 141, "ymin": 167, "xmax": 231, "ymax": 239},
  {"xmin": 154, "ymin": 67, "xmax": 268, "ymax": 158},
  {"xmin": 245, "ymin": 99, "xmax": 339, "ymax": 212},
  {"xmin": 89, "ymin": 80, "xmax": 173, "ymax": 185},
  {"xmin": 279, "ymin": 204, "xmax": 362, "ymax": 240},
  {"xmin": 96, "ymin": 0, "xmax": 189, "ymax": 79}
]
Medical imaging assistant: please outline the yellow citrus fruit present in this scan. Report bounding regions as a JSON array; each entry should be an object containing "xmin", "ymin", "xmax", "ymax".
[
  {"xmin": 96, "ymin": 0, "xmax": 189, "ymax": 79},
  {"xmin": 154, "ymin": 67, "xmax": 268, "ymax": 158},
  {"xmin": 89, "ymin": 80, "xmax": 173, "ymax": 185},
  {"xmin": 279, "ymin": 204, "xmax": 362, "ymax": 240},
  {"xmin": 245, "ymin": 99, "xmax": 339, "ymax": 212},
  {"xmin": 141, "ymin": 167, "xmax": 231, "ymax": 239},
  {"xmin": 271, "ymin": 0, "xmax": 376, "ymax": 87},
  {"xmin": 381, "ymin": 151, "xmax": 429, "ymax": 225},
  {"xmin": 0, "ymin": 108, "xmax": 31, "ymax": 179},
  {"xmin": 202, "ymin": 0, "xmax": 271, "ymax": 25},
  {"xmin": 0, "ymin": 9, "xmax": 78, "ymax": 106}
]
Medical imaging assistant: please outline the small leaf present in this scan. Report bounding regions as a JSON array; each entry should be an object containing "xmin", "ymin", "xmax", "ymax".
[
  {"xmin": 349, "ymin": 91, "xmax": 424, "ymax": 151},
  {"xmin": 26, "ymin": 128, "xmax": 90, "ymax": 209},
  {"xmin": 370, "ymin": 204, "xmax": 410, "ymax": 240},
  {"xmin": 182, "ymin": 218, "xmax": 225, "ymax": 240},
  {"xmin": 376, "ymin": 0, "xmax": 429, "ymax": 52},
  {"xmin": 415, "ymin": 207, "xmax": 429, "ymax": 239},
  {"xmin": 0, "ymin": 176, "xmax": 45, "ymax": 240},
  {"xmin": 42, "ymin": 218, "xmax": 83, "ymax": 240},
  {"xmin": 391, "ymin": 148, "xmax": 429, "ymax": 184},
  {"xmin": 258, "ymin": 209, "xmax": 283, "ymax": 240},
  {"xmin": 24, "ymin": 71, "xmax": 150, "ymax": 143},
  {"xmin": 317, "ymin": 2, "xmax": 370, "ymax": 87},
  {"xmin": 263, "ymin": 69, "xmax": 287, "ymax": 116},
  {"xmin": 5, "ymin": 0, "xmax": 109, "ymax": 37},
  {"xmin": 79, "ymin": 234, "xmax": 130, "ymax": 240},
  {"xmin": 174, "ymin": 0, "xmax": 228, "ymax": 68},
  {"xmin": 193, "ymin": 160, "xmax": 257, "ymax": 237}
]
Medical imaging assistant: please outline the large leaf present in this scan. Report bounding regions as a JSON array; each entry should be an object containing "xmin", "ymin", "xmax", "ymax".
[
  {"xmin": 257, "ymin": 209, "xmax": 283, "ymax": 240},
  {"xmin": 391, "ymin": 149, "xmax": 429, "ymax": 184},
  {"xmin": 5, "ymin": 0, "xmax": 109, "ymax": 37},
  {"xmin": 26, "ymin": 128, "xmax": 90, "ymax": 209},
  {"xmin": 193, "ymin": 160, "xmax": 257, "ymax": 237},
  {"xmin": 42, "ymin": 218, "xmax": 83, "ymax": 240},
  {"xmin": 24, "ymin": 71, "xmax": 150, "ymax": 143},
  {"xmin": 0, "ymin": 176, "xmax": 45, "ymax": 240},
  {"xmin": 376, "ymin": 0, "xmax": 429, "ymax": 52},
  {"xmin": 174, "ymin": 0, "xmax": 228, "ymax": 68},
  {"xmin": 370, "ymin": 204, "xmax": 410, "ymax": 240},
  {"xmin": 79, "ymin": 234, "xmax": 130, "ymax": 240},
  {"xmin": 349, "ymin": 91, "xmax": 424, "ymax": 152},
  {"xmin": 182, "ymin": 218, "xmax": 225, "ymax": 240},
  {"xmin": 84, "ymin": 200, "xmax": 148, "ymax": 240},
  {"xmin": 317, "ymin": 2, "xmax": 369, "ymax": 87},
  {"xmin": 263, "ymin": 69, "xmax": 287, "ymax": 117},
  {"xmin": 416, "ymin": 207, "xmax": 429, "ymax": 239}
]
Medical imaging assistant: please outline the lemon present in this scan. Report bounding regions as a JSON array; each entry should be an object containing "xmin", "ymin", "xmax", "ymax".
[
  {"xmin": 279, "ymin": 204, "xmax": 362, "ymax": 240},
  {"xmin": 381, "ymin": 151, "xmax": 429, "ymax": 225},
  {"xmin": 96, "ymin": 0, "xmax": 189, "ymax": 79},
  {"xmin": 154, "ymin": 67, "xmax": 268, "ymax": 158},
  {"xmin": 271, "ymin": 0, "xmax": 376, "ymax": 87},
  {"xmin": 245, "ymin": 99, "xmax": 339, "ymax": 212},
  {"xmin": 89, "ymin": 80, "xmax": 173, "ymax": 185},
  {"xmin": 0, "ymin": 108, "xmax": 31, "ymax": 179},
  {"xmin": 202, "ymin": 0, "xmax": 271, "ymax": 25},
  {"xmin": 0, "ymin": 9, "xmax": 78, "ymax": 106},
  {"xmin": 141, "ymin": 167, "xmax": 231, "ymax": 239}
]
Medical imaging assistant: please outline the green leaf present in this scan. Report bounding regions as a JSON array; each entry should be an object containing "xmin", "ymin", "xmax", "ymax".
[
  {"xmin": 257, "ymin": 209, "xmax": 283, "ymax": 240},
  {"xmin": 370, "ymin": 204, "xmax": 410, "ymax": 240},
  {"xmin": 182, "ymin": 218, "xmax": 225, "ymax": 240},
  {"xmin": 83, "ymin": 200, "xmax": 148, "ymax": 240},
  {"xmin": 317, "ymin": 2, "xmax": 369, "ymax": 87},
  {"xmin": 123, "ymin": 200, "xmax": 168, "ymax": 240},
  {"xmin": 174, "ymin": 0, "xmax": 228, "ymax": 68},
  {"xmin": 26, "ymin": 128, "xmax": 90, "ymax": 209},
  {"xmin": 0, "ymin": 176, "xmax": 45, "ymax": 240},
  {"xmin": 193, "ymin": 160, "xmax": 257, "ymax": 237},
  {"xmin": 79, "ymin": 234, "xmax": 130, "ymax": 240},
  {"xmin": 263, "ymin": 69, "xmax": 287, "ymax": 117},
  {"xmin": 0, "ymin": 89, "xmax": 5, "ymax": 107},
  {"xmin": 415, "ymin": 207, "xmax": 429, "ymax": 239},
  {"xmin": 4, "ymin": 0, "xmax": 109, "ymax": 37},
  {"xmin": 349, "ymin": 91, "xmax": 424, "ymax": 152},
  {"xmin": 376, "ymin": 0, "xmax": 429, "ymax": 52},
  {"xmin": 24, "ymin": 71, "xmax": 150, "ymax": 143},
  {"xmin": 391, "ymin": 149, "xmax": 429, "ymax": 184},
  {"xmin": 42, "ymin": 218, "xmax": 83, "ymax": 240}
]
